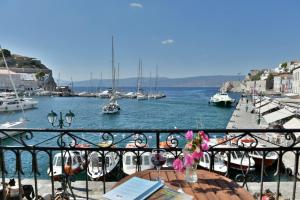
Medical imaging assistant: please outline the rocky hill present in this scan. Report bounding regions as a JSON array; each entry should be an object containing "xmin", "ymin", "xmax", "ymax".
[
  {"xmin": 220, "ymin": 81, "xmax": 247, "ymax": 92},
  {"xmin": 0, "ymin": 49, "xmax": 56, "ymax": 90}
]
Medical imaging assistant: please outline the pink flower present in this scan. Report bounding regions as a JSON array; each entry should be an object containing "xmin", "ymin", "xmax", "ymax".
[
  {"xmin": 192, "ymin": 151, "xmax": 203, "ymax": 160},
  {"xmin": 185, "ymin": 130, "xmax": 193, "ymax": 140},
  {"xmin": 199, "ymin": 131, "xmax": 209, "ymax": 142},
  {"xmin": 173, "ymin": 158, "xmax": 184, "ymax": 172},
  {"xmin": 201, "ymin": 142, "xmax": 209, "ymax": 151},
  {"xmin": 184, "ymin": 154, "xmax": 194, "ymax": 167}
]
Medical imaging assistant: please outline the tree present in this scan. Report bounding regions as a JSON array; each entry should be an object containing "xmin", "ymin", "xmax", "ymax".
[
  {"xmin": 35, "ymin": 71, "xmax": 46, "ymax": 80},
  {"xmin": 1, "ymin": 49, "xmax": 11, "ymax": 57}
]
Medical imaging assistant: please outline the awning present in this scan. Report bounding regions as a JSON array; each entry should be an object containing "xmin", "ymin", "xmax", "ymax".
[
  {"xmin": 283, "ymin": 118, "xmax": 300, "ymax": 129},
  {"xmin": 283, "ymin": 118, "xmax": 300, "ymax": 137},
  {"xmin": 255, "ymin": 102, "xmax": 279, "ymax": 114},
  {"xmin": 263, "ymin": 108, "xmax": 294, "ymax": 124},
  {"xmin": 255, "ymin": 99, "xmax": 270, "ymax": 108}
]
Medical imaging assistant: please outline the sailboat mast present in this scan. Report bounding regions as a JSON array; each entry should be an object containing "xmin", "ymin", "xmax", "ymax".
[
  {"xmin": 137, "ymin": 59, "xmax": 141, "ymax": 93},
  {"xmin": 155, "ymin": 65, "xmax": 158, "ymax": 93},
  {"xmin": 112, "ymin": 36, "xmax": 115, "ymax": 92}
]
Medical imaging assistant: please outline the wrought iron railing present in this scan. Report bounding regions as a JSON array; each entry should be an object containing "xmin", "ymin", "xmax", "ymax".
[{"xmin": 0, "ymin": 128, "xmax": 300, "ymax": 200}]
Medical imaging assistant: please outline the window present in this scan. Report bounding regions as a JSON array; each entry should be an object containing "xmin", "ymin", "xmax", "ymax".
[
  {"xmin": 143, "ymin": 155, "xmax": 150, "ymax": 165},
  {"xmin": 125, "ymin": 156, "xmax": 131, "ymax": 165}
]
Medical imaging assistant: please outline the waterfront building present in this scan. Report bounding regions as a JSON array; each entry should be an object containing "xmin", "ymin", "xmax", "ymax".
[
  {"xmin": 246, "ymin": 80, "xmax": 268, "ymax": 94},
  {"xmin": 273, "ymin": 73, "xmax": 293, "ymax": 94},
  {"xmin": 292, "ymin": 66, "xmax": 300, "ymax": 95}
]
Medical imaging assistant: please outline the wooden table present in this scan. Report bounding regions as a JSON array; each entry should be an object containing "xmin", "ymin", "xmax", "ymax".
[{"xmin": 114, "ymin": 170, "xmax": 255, "ymax": 200}]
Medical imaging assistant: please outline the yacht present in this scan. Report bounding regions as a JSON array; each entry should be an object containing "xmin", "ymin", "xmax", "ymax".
[
  {"xmin": 87, "ymin": 151, "xmax": 120, "ymax": 180},
  {"xmin": 209, "ymin": 92, "xmax": 235, "ymax": 107},
  {"xmin": 48, "ymin": 151, "xmax": 86, "ymax": 181},
  {"xmin": 102, "ymin": 36, "xmax": 121, "ymax": 114},
  {"xmin": 0, "ymin": 119, "xmax": 25, "ymax": 139},
  {"xmin": 198, "ymin": 152, "xmax": 227, "ymax": 174},
  {"xmin": 0, "ymin": 97, "xmax": 38, "ymax": 112}
]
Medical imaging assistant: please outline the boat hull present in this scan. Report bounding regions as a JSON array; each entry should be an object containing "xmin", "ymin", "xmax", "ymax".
[
  {"xmin": 252, "ymin": 157, "xmax": 276, "ymax": 168},
  {"xmin": 224, "ymin": 161, "xmax": 253, "ymax": 172},
  {"xmin": 210, "ymin": 101, "xmax": 233, "ymax": 107}
]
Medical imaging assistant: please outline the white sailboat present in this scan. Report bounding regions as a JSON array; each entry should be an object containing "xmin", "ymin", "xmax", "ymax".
[
  {"xmin": 136, "ymin": 59, "xmax": 148, "ymax": 100},
  {"xmin": 102, "ymin": 37, "xmax": 121, "ymax": 114}
]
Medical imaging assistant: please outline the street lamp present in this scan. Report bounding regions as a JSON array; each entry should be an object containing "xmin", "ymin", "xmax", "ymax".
[{"xmin": 47, "ymin": 110, "xmax": 75, "ymax": 128}]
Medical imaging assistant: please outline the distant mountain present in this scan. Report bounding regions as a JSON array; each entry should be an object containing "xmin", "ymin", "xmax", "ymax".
[{"xmin": 70, "ymin": 75, "xmax": 244, "ymax": 88}]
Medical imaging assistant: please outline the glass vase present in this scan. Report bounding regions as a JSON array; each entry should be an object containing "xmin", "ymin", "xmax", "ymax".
[{"xmin": 185, "ymin": 163, "xmax": 198, "ymax": 183}]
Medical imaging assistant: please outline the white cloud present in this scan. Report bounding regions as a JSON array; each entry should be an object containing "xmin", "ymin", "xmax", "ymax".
[
  {"xmin": 129, "ymin": 3, "xmax": 143, "ymax": 8},
  {"xmin": 161, "ymin": 39, "xmax": 175, "ymax": 45}
]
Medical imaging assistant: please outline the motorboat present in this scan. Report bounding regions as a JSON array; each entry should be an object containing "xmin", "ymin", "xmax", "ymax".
[
  {"xmin": 87, "ymin": 151, "xmax": 120, "ymax": 180},
  {"xmin": 102, "ymin": 37, "xmax": 121, "ymax": 114},
  {"xmin": 0, "ymin": 119, "xmax": 25, "ymax": 139},
  {"xmin": 48, "ymin": 151, "xmax": 86, "ymax": 181},
  {"xmin": 249, "ymin": 145, "xmax": 278, "ymax": 167},
  {"xmin": 0, "ymin": 97, "xmax": 38, "ymax": 112},
  {"xmin": 198, "ymin": 152, "xmax": 227, "ymax": 174},
  {"xmin": 219, "ymin": 145, "xmax": 255, "ymax": 172},
  {"xmin": 122, "ymin": 151, "xmax": 153, "ymax": 175},
  {"xmin": 209, "ymin": 92, "xmax": 235, "ymax": 107}
]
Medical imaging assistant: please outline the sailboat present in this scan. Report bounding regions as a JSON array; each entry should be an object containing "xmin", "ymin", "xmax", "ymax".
[
  {"xmin": 152, "ymin": 65, "xmax": 166, "ymax": 99},
  {"xmin": 136, "ymin": 59, "xmax": 148, "ymax": 100},
  {"xmin": 102, "ymin": 37, "xmax": 121, "ymax": 114}
]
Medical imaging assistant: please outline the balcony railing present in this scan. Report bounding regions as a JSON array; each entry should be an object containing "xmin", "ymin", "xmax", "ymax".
[{"xmin": 0, "ymin": 128, "xmax": 300, "ymax": 200}]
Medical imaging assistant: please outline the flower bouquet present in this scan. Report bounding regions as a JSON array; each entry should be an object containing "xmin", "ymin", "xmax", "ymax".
[{"xmin": 173, "ymin": 130, "xmax": 209, "ymax": 183}]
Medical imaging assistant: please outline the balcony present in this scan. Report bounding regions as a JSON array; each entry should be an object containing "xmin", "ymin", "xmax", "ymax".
[{"xmin": 0, "ymin": 128, "xmax": 300, "ymax": 199}]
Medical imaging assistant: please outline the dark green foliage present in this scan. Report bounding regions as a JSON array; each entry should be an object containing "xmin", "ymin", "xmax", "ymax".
[
  {"xmin": 0, "ymin": 49, "xmax": 11, "ymax": 57},
  {"xmin": 35, "ymin": 71, "xmax": 46, "ymax": 80}
]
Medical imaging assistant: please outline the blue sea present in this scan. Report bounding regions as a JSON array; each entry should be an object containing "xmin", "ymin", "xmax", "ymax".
[{"xmin": 0, "ymin": 87, "xmax": 239, "ymax": 130}]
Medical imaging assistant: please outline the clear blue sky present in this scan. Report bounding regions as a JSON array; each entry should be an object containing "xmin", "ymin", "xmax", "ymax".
[{"xmin": 1, "ymin": 0, "xmax": 300, "ymax": 81}]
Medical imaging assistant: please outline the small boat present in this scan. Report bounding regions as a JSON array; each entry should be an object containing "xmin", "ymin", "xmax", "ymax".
[
  {"xmin": 0, "ymin": 119, "xmax": 25, "ymax": 139},
  {"xmin": 198, "ymin": 152, "xmax": 227, "ymax": 174},
  {"xmin": 136, "ymin": 93, "xmax": 148, "ymax": 100},
  {"xmin": 87, "ymin": 151, "xmax": 120, "ymax": 180},
  {"xmin": 124, "ymin": 92, "xmax": 137, "ymax": 99},
  {"xmin": 0, "ymin": 97, "xmax": 38, "ymax": 112},
  {"xmin": 122, "ymin": 151, "xmax": 153, "ymax": 175},
  {"xmin": 249, "ymin": 145, "xmax": 278, "ymax": 167},
  {"xmin": 219, "ymin": 145, "xmax": 255, "ymax": 172},
  {"xmin": 48, "ymin": 151, "xmax": 86, "ymax": 181},
  {"xmin": 98, "ymin": 90, "xmax": 111, "ymax": 98},
  {"xmin": 209, "ymin": 92, "xmax": 235, "ymax": 107}
]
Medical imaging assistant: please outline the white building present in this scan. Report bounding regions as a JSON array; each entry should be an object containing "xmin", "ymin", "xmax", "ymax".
[
  {"xmin": 292, "ymin": 66, "xmax": 300, "ymax": 95},
  {"xmin": 0, "ymin": 69, "xmax": 39, "ymax": 91},
  {"xmin": 273, "ymin": 73, "xmax": 293, "ymax": 93}
]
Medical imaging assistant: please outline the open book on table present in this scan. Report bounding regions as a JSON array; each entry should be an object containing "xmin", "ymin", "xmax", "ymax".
[{"xmin": 103, "ymin": 177, "xmax": 164, "ymax": 200}]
